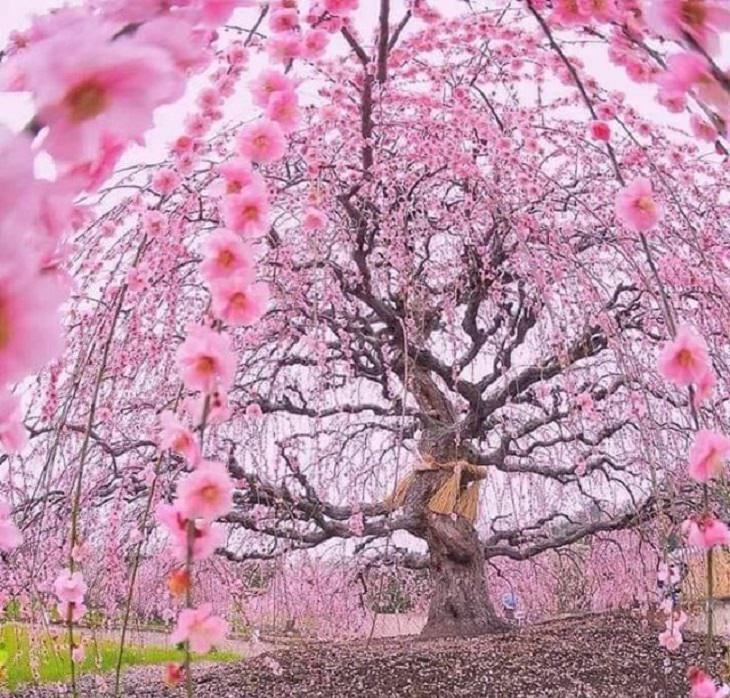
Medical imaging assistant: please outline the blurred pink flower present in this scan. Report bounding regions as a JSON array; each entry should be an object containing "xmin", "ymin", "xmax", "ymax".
[
  {"xmin": 211, "ymin": 279, "xmax": 269, "ymax": 326},
  {"xmin": 214, "ymin": 159, "xmax": 264, "ymax": 196},
  {"xmin": 589, "ymin": 120, "xmax": 611, "ymax": 141},
  {"xmin": 170, "ymin": 603, "xmax": 228, "ymax": 653},
  {"xmin": 615, "ymin": 177, "xmax": 662, "ymax": 232},
  {"xmin": 54, "ymin": 569, "xmax": 87, "ymax": 604},
  {"xmin": 682, "ymin": 515, "xmax": 730, "ymax": 549},
  {"xmin": 57, "ymin": 601, "xmax": 87, "ymax": 623},
  {"xmin": 200, "ymin": 229, "xmax": 255, "ymax": 283},
  {"xmin": 688, "ymin": 666, "xmax": 729, "ymax": 698},
  {"xmin": 159, "ymin": 411, "xmax": 201, "ymax": 465},
  {"xmin": 152, "ymin": 168, "xmax": 181, "ymax": 195},
  {"xmin": 657, "ymin": 324, "xmax": 711, "ymax": 387},
  {"xmin": 645, "ymin": 0, "xmax": 730, "ymax": 55},
  {"xmin": 156, "ymin": 503, "xmax": 223, "ymax": 561},
  {"xmin": 302, "ymin": 29, "xmax": 329, "ymax": 59},
  {"xmin": 19, "ymin": 28, "xmax": 183, "ymax": 162},
  {"xmin": 176, "ymin": 325, "xmax": 236, "ymax": 394},
  {"xmin": 222, "ymin": 187, "xmax": 270, "ymax": 238},
  {"xmin": 250, "ymin": 69, "xmax": 294, "ymax": 108},
  {"xmin": 0, "ymin": 248, "xmax": 64, "ymax": 386},
  {"xmin": 688, "ymin": 429, "xmax": 730, "ymax": 482},
  {"xmin": 266, "ymin": 90, "xmax": 300, "ymax": 134},
  {"xmin": 0, "ymin": 391, "xmax": 27, "ymax": 454},
  {"xmin": 176, "ymin": 460, "xmax": 234, "ymax": 521},
  {"xmin": 324, "ymin": 0, "xmax": 358, "ymax": 15},
  {"xmin": 237, "ymin": 120, "xmax": 286, "ymax": 164},
  {"xmin": 658, "ymin": 626, "xmax": 683, "ymax": 650},
  {"xmin": 302, "ymin": 207, "xmax": 327, "ymax": 231}
]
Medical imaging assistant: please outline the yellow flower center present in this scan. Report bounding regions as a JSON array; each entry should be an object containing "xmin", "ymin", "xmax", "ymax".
[
  {"xmin": 253, "ymin": 135, "xmax": 268, "ymax": 149},
  {"xmin": 196, "ymin": 356, "xmax": 216, "ymax": 375},
  {"xmin": 227, "ymin": 181, "xmax": 243, "ymax": 194},
  {"xmin": 677, "ymin": 348, "xmax": 694, "ymax": 368},
  {"xmin": 201, "ymin": 484, "xmax": 219, "ymax": 504},
  {"xmin": 218, "ymin": 250, "xmax": 235, "ymax": 267},
  {"xmin": 636, "ymin": 196, "xmax": 655, "ymax": 212},
  {"xmin": 241, "ymin": 204, "xmax": 260, "ymax": 221},
  {"xmin": 64, "ymin": 80, "xmax": 108, "ymax": 123},
  {"xmin": 231, "ymin": 292, "xmax": 248, "ymax": 309}
]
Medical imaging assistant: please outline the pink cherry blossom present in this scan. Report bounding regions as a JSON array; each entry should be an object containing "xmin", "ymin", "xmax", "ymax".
[
  {"xmin": 693, "ymin": 369, "xmax": 716, "ymax": 406},
  {"xmin": 194, "ymin": 0, "xmax": 254, "ymax": 26},
  {"xmin": 176, "ymin": 460, "xmax": 234, "ymax": 521},
  {"xmin": 142, "ymin": 210, "xmax": 167, "ymax": 237},
  {"xmin": 553, "ymin": 0, "xmax": 591, "ymax": 25},
  {"xmin": 250, "ymin": 69, "xmax": 294, "ymax": 108},
  {"xmin": 657, "ymin": 324, "xmax": 711, "ymax": 387},
  {"xmin": 54, "ymin": 569, "xmax": 87, "ymax": 604},
  {"xmin": 0, "ymin": 501, "xmax": 22, "ymax": 552},
  {"xmin": 657, "ymin": 52, "xmax": 729, "ymax": 112},
  {"xmin": 0, "ymin": 248, "xmax": 64, "ymax": 386},
  {"xmin": 170, "ymin": 603, "xmax": 228, "ymax": 653},
  {"xmin": 159, "ymin": 411, "xmax": 201, "ymax": 465},
  {"xmin": 222, "ymin": 186, "xmax": 270, "ymax": 238},
  {"xmin": 0, "ymin": 390, "xmax": 27, "ymax": 454},
  {"xmin": 136, "ymin": 16, "xmax": 212, "ymax": 73},
  {"xmin": 645, "ymin": 0, "xmax": 730, "ymax": 55},
  {"xmin": 324, "ymin": 0, "xmax": 358, "ymax": 16},
  {"xmin": 175, "ymin": 324, "xmax": 237, "ymax": 393},
  {"xmin": 682, "ymin": 515, "xmax": 730, "ymax": 549},
  {"xmin": 156, "ymin": 503, "xmax": 223, "ymax": 561},
  {"xmin": 614, "ymin": 177, "xmax": 662, "ymax": 232},
  {"xmin": 302, "ymin": 29, "xmax": 329, "ymax": 59},
  {"xmin": 688, "ymin": 667, "xmax": 729, "ymax": 698},
  {"xmin": 688, "ymin": 429, "xmax": 730, "ymax": 482},
  {"xmin": 152, "ymin": 168, "xmax": 181, "ymax": 195},
  {"xmin": 200, "ymin": 229, "xmax": 256, "ymax": 283},
  {"xmin": 266, "ymin": 90, "xmax": 301, "ymax": 134},
  {"xmin": 164, "ymin": 663, "xmax": 184, "ymax": 687},
  {"xmin": 589, "ymin": 120, "xmax": 611, "ymax": 141},
  {"xmin": 302, "ymin": 207, "xmax": 327, "ymax": 231},
  {"xmin": 267, "ymin": 34, "xmax": 303, "ymax": 64},
  {"xmin": 270, "ymin": 9, "xmax": 300, "ymax": 33},
  {"xmin": 237, "ymin": 120, "xmax": 286, "ymax": 164},
  {"xmin": 213, "ymin": 159, "xmax": 264, "ymax": 196},
  {"xmin": 246, "ymin": 403, "xmax": 263, "ymax": 418},
  {"xmin": 18, "ymin": 29, "xmax": 183, "ymax": 162},
  {"xmin": 210, "ymin": 279, "xmax": 269, "ymax": 326}
]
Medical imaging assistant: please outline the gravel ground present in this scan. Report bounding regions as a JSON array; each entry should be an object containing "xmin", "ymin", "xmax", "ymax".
[{"xmin": 6, "ymin": 612, "xmax": 727, "ymax": 697}]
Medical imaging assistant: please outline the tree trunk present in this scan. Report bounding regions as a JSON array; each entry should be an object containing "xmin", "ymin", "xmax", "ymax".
[
  {"xmin": 399, "ymin": 467, "xmax": 510, "ymax": 639},
  {"xmin": 420, "ymin": 510, "xmax": 510, "ymax": 639}
]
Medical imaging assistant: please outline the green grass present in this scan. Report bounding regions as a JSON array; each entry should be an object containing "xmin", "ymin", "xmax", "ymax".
[{"xmin": 0, "ymin": 623, "xmax": 239, "ymax": 691}]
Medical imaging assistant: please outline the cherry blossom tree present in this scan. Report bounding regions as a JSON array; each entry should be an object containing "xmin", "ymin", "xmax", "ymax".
[{"xmin": 4, "ymin": 0, "xmax": 730, "ymax": 693}]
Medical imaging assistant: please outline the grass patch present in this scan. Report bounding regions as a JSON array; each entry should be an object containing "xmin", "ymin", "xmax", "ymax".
[{"xmin": 0, "ymin": 623, "xmax": 239, "ymax": 691}]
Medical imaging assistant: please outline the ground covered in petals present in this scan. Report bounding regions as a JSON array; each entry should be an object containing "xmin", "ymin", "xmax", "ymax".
[{"xmin": 6, "ymin": 613, "xmax": 726, "ymax": 697}]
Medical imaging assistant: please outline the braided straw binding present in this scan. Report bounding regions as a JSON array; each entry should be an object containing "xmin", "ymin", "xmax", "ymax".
[{"xmin": 387, "ymin": 457, "xmax": 487, "ymax": 524}]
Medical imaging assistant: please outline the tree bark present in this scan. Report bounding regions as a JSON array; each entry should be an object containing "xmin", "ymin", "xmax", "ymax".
[
  {"xmin": 400, "ymin": 468, "xmax": 510, "ymax": 639},
  {"xmin": 420, "ymin": 511, "xmax": 510, "ymax": 638}
]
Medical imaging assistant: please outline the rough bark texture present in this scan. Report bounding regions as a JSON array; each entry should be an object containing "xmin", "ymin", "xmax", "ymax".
[
  {"xmin": 400, "ymin": 466, "xmax": 510, "ymax": 639},
  {"xmin": 420, "ymin": 511, "xmax": 510, "ymax": 639}
]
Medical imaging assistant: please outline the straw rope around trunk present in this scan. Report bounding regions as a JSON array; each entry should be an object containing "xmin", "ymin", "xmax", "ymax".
[{"xmin": 387, "ymin": 456, "xmax": 488, "ymax": 524}]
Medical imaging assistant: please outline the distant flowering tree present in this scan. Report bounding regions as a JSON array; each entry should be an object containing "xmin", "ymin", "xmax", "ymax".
[{"xmin": 4, "ymin": 0, "xmax": 730, "ymax": 695}]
